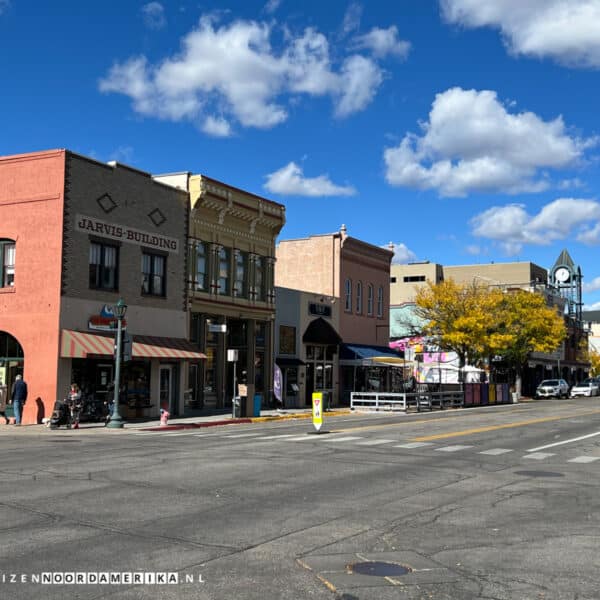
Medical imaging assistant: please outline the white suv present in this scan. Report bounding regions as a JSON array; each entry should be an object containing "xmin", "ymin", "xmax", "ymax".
[{"xmin": 535, "ymin": 379, "xmax": 569, "ymax": 399}]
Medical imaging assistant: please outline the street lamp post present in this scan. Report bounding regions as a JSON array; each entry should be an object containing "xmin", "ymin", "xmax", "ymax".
[{"xmin": 107, "ymin": 298, "xmax": 127, "ymax": 429}]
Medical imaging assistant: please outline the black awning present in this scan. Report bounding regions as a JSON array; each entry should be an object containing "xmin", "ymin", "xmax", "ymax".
[
  {"xmin": 302, "ymin": 317, "xmax": 342, "ymax": 345},
  {"xmin": 276, "ymin": 357, "xmax": 306, "ymax": 367}
]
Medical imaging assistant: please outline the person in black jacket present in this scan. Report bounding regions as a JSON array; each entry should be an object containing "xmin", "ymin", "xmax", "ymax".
[{"xmin": 10, "ymin": 374, "xmax": 27, "ymax": 426}]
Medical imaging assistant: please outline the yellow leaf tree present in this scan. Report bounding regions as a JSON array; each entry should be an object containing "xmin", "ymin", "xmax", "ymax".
[
  {"xmin": 589, "ymin": 349, "xmax": 600, "ymax": 377},
  {"xmin": 415, "ymin": 280, "xmax": 566, "ymax": 391},
  {"xmin": 414, "ymin": 280, "xmax": 503, "ymax": 379},
  {"xmin": 489, "ymin": 290, "xmax": 566, "ymax": 395}
]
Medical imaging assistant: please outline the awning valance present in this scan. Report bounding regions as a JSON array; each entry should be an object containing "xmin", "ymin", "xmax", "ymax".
[
  {"xmin": 60, "ymin": 330, "xmax": 206, "ymax": 361},
  {"xmin": 276, "ymin": 357, "xmax": 306, "ymax": 367}
]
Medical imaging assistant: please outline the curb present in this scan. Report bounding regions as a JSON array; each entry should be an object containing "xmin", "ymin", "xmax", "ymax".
[{"xmin": 134, "ymin": 409, "xmax": 352, "ymax": 432}]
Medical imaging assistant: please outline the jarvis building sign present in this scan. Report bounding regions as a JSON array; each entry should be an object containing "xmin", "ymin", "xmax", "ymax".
[{"xmin": 76, "ymin": 215, "xmax": 179, "ymax": 254}]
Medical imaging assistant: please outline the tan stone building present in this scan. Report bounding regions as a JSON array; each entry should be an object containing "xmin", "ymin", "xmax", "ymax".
[{"xmin": 155, "ymin": 172, "xmax": 285, "ymax": 412}]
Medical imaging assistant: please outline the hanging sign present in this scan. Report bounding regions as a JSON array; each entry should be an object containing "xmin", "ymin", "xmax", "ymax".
[{"xmin": 312, "ymin": 392, "xmax": 323, "ymax": 432}]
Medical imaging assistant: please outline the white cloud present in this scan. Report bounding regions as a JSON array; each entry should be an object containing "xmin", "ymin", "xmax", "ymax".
[
  {"xmin": 341, "ymin": 2, "xmax": 363, "ymax": 37},
  {"xmin": 264, "ymin": 162, "xmax": 356, "ymax": 197},
  {"xmin": 100, "ymin": 15, "xmax": 389, "ymax": 132},
  {"xmin": 583, "ymin": 276, "xmax": 600, "ymax": 292},
  {"xmin": 585, "ymin": 300, "xmax": 600, "ymax": 311},
  {"xmin": 201, "ymin": 115, "xmax": 232, "ymax": 137},
  {"xmin": 470, "ymin": 197, "xmax": 600, "ymax": 254},
  {"xmin": 142, "ymin": 2, "xmax": 166, "ymax": 30},
  {"xmin": 388, "ymin": 242, "xmax": 417, "ymax": 264},
  {"xmin": 263, "ymin": 0, "xmax": 281, "ymax": 14},
  {"xmin": 577, "ymin": 222, "xmax": 600, "ymax": 244},
  {"xmin": 465, "ymin": 244, "xmax": 487, "ymax": 256},
  {"xmin": 441, "ymin": 0, "xmax": 600, "ymax": 68},
  {"xmin": 384, "ymin": 87, "xmax": 594, "ymax": 197},
  {"xmin": 352, "ymin": 26, "xmax": 411, "ymax": 59}
]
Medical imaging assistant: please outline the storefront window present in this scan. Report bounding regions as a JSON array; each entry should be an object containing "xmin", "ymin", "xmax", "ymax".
[
  {"xmin": 195, "ymin": 241, "xmax": 208, "ymax": 291},
  {"xmin": 255, "ymin": 321, "xmax": 266, "ymax": 348}
]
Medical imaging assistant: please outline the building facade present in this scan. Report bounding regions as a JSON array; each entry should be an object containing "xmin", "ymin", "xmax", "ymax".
[
  {"xmin": 275, "ymin": 225, "xmax": 400, "ymax": 403},
  {"xmin": 155, "ymin": 172, "xmax": 285, "ymax": 410},
  {"xmin": 0, "ymin": 149, "xmax": 203, "ymax": 424}
]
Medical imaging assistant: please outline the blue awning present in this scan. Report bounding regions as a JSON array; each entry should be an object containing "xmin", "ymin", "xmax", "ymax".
[{"xmin": 340, "ymin": 344, "xmax": 404, "ymax": 366}]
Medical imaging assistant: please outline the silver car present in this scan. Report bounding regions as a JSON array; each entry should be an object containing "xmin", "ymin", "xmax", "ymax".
[
  {"xmin": 570, "ymin": 379, "xmax": 600, "ymax": 398},
  {"xmin": 535, "ymin": 379, "xmax": 569, "ymax": 399}
]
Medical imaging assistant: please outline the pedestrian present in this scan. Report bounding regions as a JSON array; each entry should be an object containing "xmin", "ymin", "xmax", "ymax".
[
  {"xmin": 67, "ymin": 383, "xmax": 82, "ymax": 429},
  {"xmin": 10, "ymin": 374, "xmax": 28, "ymax": 426}
]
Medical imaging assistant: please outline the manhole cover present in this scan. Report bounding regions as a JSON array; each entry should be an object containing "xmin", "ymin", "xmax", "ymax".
[
  {"xmin": 348, "ymin": 561, "xmax": 411, "ymax": 577},
  {"xmin": 514, "ymin": 470, "xmax": 563, "ymax": 478}
]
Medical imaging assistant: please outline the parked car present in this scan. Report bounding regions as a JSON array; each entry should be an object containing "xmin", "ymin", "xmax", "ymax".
[
  {"xmin": 570, "ymin": 379, "xmax": 600, "ymax": 398},
  {"xmin": 535, "ymin": 379, "xmax": 570, "ymax": 399}
]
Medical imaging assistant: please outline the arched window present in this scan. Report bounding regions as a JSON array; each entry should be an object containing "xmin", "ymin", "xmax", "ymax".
[
  {"xmin": 356, "ymin": 281, "xmax": 363, "ymax": 314},
  {"xmin": 344, "ymin": 278, "xmax": 352, "ymax": 312},
  {"xmin": 377, "ymin": 285, "xmax": 384, "ymax": 317},
  {"xmin": 367, "ymin": 284, "xmax": 374, "ymax": 316},
  {"xmin": 0, "ymin": 239, "xmax": 16, "ymax": 287}
]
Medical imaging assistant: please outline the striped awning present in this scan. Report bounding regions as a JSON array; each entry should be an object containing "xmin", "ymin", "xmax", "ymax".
[{"xmin": 60, "ymin": 330, "xmax": 206, "ymax": 361}]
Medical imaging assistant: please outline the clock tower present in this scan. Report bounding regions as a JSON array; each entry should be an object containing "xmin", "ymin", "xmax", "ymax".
[{"xmin": 550, "ymin": 249, "xmax": 583, "ymax": 325}]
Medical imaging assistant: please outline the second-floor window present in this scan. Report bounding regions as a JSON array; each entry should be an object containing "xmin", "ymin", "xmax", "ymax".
[
  {"xmin": 194, "ymin": 241, "xmax": 208, "ymax": 291},
  {"xmin": 356, "ymin": 281, "xmax": 363, "ymax": 314},
  {"xmin": 141, "ymin": 252, "xmax": 166, "ymax": 296},
  {"xmin": 254, "ymin": 256, "xmax": 265, "ymax": 301},
  {"xmin": 367, "ymin": 284, "xmax": 373, "ymax": 315},
  {"xmin": 344, "ymin": 278, "xmax": 352, "ymax": 312},
  {"xmin": 218, "ymin": 247, "xmax": 230, "ymax": 295},
  {"xmin": 377, "ymin": 285, "xmax": 384, "ymax": 317},
  {"xmin": 1, "ymin": 240, "xmax": 15, "ymax": 287},
  {"xmin": 89, "ymin": 242, "xmax": 118, "ymax": 291},
  {"xmin": 234, "ymin": 250, "xmax": 248, "ymax": 298}
]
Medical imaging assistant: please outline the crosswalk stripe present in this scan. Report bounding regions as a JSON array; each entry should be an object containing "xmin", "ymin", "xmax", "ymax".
[
  {"xmin": 356, "ymin": 439, "xmax": 396, "ymax": 446},
  {"xmin": 523, "ymin": 452, "xmax": 555, "ymax": 460},
  {"xmin": 253, "ymin": 434, "xmax": 299, "ymax": 440},
  {"xmin": 479, "ymin": 448, "xmax": 513, "ymax": 455},
  {"xmin": 568, "ymin": 456, "xmax": 600, "ymax": 463},
  {"xmin": 287, "ymin": 435, "xmax": 325, "ymax": 441},
  {"xmin": 435, "ymin": 445, "xmax": 473, "ymax": 452},
  {"xmin": 324, "ymin": 436, "xmax": 364, "ymax": 443},
  {"xmin": 394, "ymin": 442, "xmax": 434, "ymax": 449}
]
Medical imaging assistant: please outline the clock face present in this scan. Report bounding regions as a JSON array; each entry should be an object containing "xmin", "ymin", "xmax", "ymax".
[{"xmin": 554, "ymin": 267, "xmax": 570, "ymax": 283}]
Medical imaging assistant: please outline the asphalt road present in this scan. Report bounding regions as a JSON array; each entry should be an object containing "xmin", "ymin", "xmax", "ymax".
[{"xmin": 2, "ymin": 398, "xmax": 600, "ymax": 600}]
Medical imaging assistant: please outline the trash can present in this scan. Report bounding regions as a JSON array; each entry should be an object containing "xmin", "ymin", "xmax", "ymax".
[
  {"xmin": 253, "ymin": 394, "xmax": 262, "ymax": 417},
  {"xmin": 233, "ymin": 396, "xmax": 243, "ymax": 418}
]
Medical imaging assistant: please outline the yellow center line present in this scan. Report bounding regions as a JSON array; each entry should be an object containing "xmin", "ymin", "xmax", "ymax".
[{"xmin": 412, "ymin": 409, "xmax": 600, "ymax": 441}]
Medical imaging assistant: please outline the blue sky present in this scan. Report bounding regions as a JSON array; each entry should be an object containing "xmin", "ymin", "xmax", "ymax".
[{"xmin": 2, "ymin": 1, "xmax": 600, "ymax": 308}]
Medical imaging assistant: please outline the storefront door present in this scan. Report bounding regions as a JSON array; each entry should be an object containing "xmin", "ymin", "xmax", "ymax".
[{"xmin": 159, "ymin": 365, "xmax": 174, "ymax": 414}]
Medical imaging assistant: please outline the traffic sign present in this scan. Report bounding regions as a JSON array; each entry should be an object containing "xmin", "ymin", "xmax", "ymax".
[{"xmin": 312, "ymin": 392, "xmax": 323, "ymax": 432}]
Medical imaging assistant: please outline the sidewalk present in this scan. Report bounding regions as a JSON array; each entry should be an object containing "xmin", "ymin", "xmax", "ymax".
[{"xmin": 125, "ymin": 407, "xmax": 353, "ymax": 432}]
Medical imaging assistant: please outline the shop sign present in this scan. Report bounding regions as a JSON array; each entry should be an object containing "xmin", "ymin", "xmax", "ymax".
[
  {"xmin": 76, "ymin": 214, "xmax": 179, "ymax": 254},
  {"xmin": 312, "ymin": 392, "xmax": 323, "ymax": 432},
  {"xmin": 309, "ymin": 303, "xmax": 331, "ymax": 317},
  {"xmin": 88, "ymin": 305, "xmax": 127, "ymax": 331}
]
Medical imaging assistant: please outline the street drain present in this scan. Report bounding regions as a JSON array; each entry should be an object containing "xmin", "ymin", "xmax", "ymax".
[
  {"xmin": 514, "ymin": 470, "xmax": 563, "ymax": 478},
  {"xmin": 348, "ymin": 561, "xmax": 411, "ymax": 577}
]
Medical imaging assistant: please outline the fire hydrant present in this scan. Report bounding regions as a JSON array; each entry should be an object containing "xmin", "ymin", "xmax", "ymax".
[{"xmin": 160, "ymin": 408, "xmax": 170, "ymax": 427}]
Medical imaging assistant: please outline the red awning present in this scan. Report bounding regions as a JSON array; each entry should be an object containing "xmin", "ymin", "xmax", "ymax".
[{"xmin": 60, "ymin": 330, "xmax": 206, "ymax": 360}]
